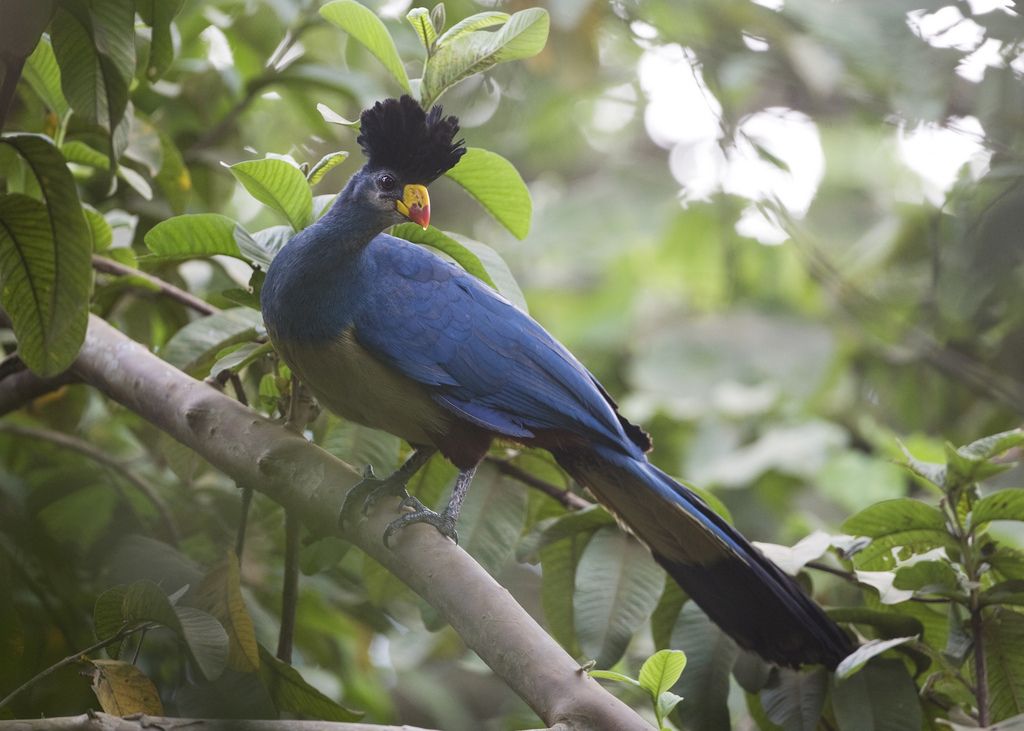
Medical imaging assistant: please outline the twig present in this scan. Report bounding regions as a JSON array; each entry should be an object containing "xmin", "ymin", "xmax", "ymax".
[
  {"xmin": 0, "ymin": 422, "xmax": 179, "ymax": 545},
  {"xmin": 805, "ymin": 560, "xmax": 949, "ymax": 603},
  {"xmin": 277, "ymin": 510, "xmax": 301, "ymax": 664},
  {"xmin": 92, "ymin": 255, "xmax": 219, "ymax": 316},
  {"xmin": 486, "ymin": 457, "xmax": 592, "ymax": 511},
  {"xmin": 0, "ymin": 624, "xmax": 139, "ymax": 712}
]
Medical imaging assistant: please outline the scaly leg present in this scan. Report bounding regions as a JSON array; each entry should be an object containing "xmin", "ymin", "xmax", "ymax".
[
  {"xmin": 339, "ymin": 447, "xmax": 436, "ymax": 529},
  {"xmin": 383, "ymin": 465, "xmax": 477, "ymax": 547}
]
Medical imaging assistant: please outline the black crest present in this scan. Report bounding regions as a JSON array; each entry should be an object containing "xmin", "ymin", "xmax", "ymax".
[{"xmin": 357, "ymin": 96, "xmax": 466, "ymax": 184}]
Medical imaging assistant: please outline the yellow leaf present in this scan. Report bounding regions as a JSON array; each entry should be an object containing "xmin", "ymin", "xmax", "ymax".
[
  {"xmin": 192, "ymin": 552, "xmax": 260, "ymax": 672},
  {"xmin": 89, "ymin": 659, "xmax": 164, "ymax": 715}
]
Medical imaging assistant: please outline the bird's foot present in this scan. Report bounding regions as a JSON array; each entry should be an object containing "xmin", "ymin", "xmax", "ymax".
[
  {"xmin": 339, "ymin": 465, "xmax": 411, "ymax": 529},
  {"xmin": 382, "ymin": 496, "xmax": 459, "ymax": 547}
]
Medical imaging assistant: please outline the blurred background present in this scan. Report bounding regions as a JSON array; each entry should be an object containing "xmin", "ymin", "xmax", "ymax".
[{"xmin": 4, "ymin": 0, "xmax": 1024, "ymax": 728}]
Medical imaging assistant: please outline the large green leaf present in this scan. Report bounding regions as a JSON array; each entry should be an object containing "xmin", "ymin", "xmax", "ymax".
[
  {"xmin": 574, "ymin": 526, "xmax": 663, "ymax": 667},
  {"xmin": 435, "ymin": 11, "xmax": 510, "ymax": 47},
  {"xmin": 22, "ymin": 35, "xmax": 69, "ymax": 117},
  {"xmin": 160, "ymin": 308, "xmax": 263, "ymax": 376},
  {"xmin": 457, "ymin": 462, "xmax": 528, "ymax": 576},
  {"xmin": 539, "ymin": 533, "xmax": 587, "ymax": 656},
  {"xmin": 445, "ymin": 147, "xmax": 532, "ymax": 239},
  {"xmin": 842, "ymin": 498, "xmax": 947, "ymax": 538},
  {"xmin": 421, "ymin": 8, "xmax": 548, "ymax": 108},
  {"xmin": 51, "ymin": 0, "xmax": 133, "ymax": 134},
  {"xmin": 259, "ymin": 645, "xmax": 362, "ymax": 721},
  {"xmin": 97, "ymin": 580, "xmax": 229, "ymax": 681},
  {"xmin": 974, "ymin": 490, "xmax": 1024, "ymax": 527},
  {"xmin": 831, "ymin": 659, "xmax": 922, "ymax": 731},
  {"xmin": 0, "ymin": 134, "xmax": 92, "ymax": 376},
  {"xmin": 320, "ymin": 0, "xmax": 411, "ymax": 92},
  {"xmin": 670, "ymin": 603, "xmax": 737, "ymax": 731},
  {"xmin": 517, "ymin": 503, "xmax": 614, "ymax": 562},
  {"xmin": 759, "ymin": 667, "xmax": 828, "ymax": 731},
  {"xmin": 144, "ymin": 213, "xmax": 246, "ymax": 261},
  {"xmin": 320, "ymin": 416, "xmax": 401, "ymax": 476},
  {"xmin": 229, "ymin": 158, "xmax": 313, "ymax": 232},
  {"xmin": 985, "ymin": 608, "xmax": 1024, "ymax": 722},
  {"xmin": 137, "ymin": 0, "xmax": 185, "ymax": 80}
]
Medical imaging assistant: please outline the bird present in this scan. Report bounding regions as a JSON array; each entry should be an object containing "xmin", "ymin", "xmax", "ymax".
[{"xmin": 260, "ymin": 95, "xmax": 853, "ymax": 669}]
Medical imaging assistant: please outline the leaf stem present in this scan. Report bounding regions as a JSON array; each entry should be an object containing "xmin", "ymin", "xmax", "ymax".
[{"xmin": 92, "ymin": 255, "xmax": 219, "ymax": 316}]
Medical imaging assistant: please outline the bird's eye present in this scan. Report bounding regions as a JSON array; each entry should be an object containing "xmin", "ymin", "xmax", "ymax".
[{"xmin": 378, "ymin": 174, "xmax": 397, "ymax": 191}]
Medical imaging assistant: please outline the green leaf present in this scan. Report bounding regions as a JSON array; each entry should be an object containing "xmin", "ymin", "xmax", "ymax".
[
  {"xmin": 259, "ymin": 645, "xmax": 363, "ymax": 721},
  {"xmin": 650, "ymin": 577, "xmax": 688, "ymax": 650},
  {"xmin": 457, "ymin": 462, "xmax": 528, "ymax": 576},
  {"xmin": 759, "ymin": 667, "xmax": 828, "ymax": 731},
  {"xmin": 160, "ymin": 308, "xmax": 263, "ymax": 376},
  {"xmin": 835, "ymin": 636, "xmax": 917, "ymax": 679},
  {"xmin": 144, "ymin": 213, "xmax": 246, "ymax": 261},
  {"xmin": 0, "ymin": 133, "xmax": 92, "ymax": 376},
  {"xmin": 832, "ymin": 658, "xmax": 923, "ymax": 731},
  {"xmin": 238, "ymin": 225, "xmax": 292, "ymax": 269},
  {"xmin": 974, "ymin": 490, "xmax": 1024, "ymax": 527},
  {"xmin": 138, "ymin": 0, "xmax": 186, "ymax": 80},
  {"xmin": 639, "ymin": 649, "xmax": 687, "ymax": 699},
  {"xmin": 406, "ymin": 7, "xmax": 437, "ymax": 51},
  {"xmin": 88, "ymin": 659, "xmax": 164, "ymax": 715},
  {"xmin": 320, "ymin": 416, "xmax": 401, "ymax": 476},
  {"xmin": 306, "ymin": 151, "xmax": 349, "ymax": 186},
  {"xmin": 210, "ymin": 341, "xmax": 273, "ymax": 380},
  {"xmin": 842, "ymin": 498, "xmax": 947, "ymax": 538},
  {"xmin": 447, "ymin": 231, "xmax": 528, "ymax": 310},
  {"xmin": 669, "ymin": 603, "xmax": 737, "ymax": 731},
  {"xmin": 229, "ymin": 158, "xmax": 313, "ymax": 232},
  {"xmin": 575, "ymin": 526, "xmax": 664, "ymax": 667},
  {"xmin": 981, "ymin": 580, "xmax": 1024, "ymax": 608},
  {"xmin": 421, "ymin": 8, "xmax": 548, "ymax": 108},
  {"xmin": 892, "ymin": 559, "xmax": 960, "ymax": 594},
  {"xmin": 191, "ymin": 553, "xmax": 260, "ymax": 673},
  {"xmin": 539, "ymin": 533, "xmax": 587, "ymax": 656},
  {"xmin": 958, "ymin": 429, "xmax": 1024, "ymax": 464},
  {"xmin": 51, "ymin": 1, "xmax": 132, "ymax": 135},
  {"xmin": 517, "ymin": 503, "xmax": 615, "ymax": 562},
  {"xmin": 445, "ymin": 147, "xmax": 532, "ymax": 239},
  {"xmin": 83, "ymin": 205, "xmax": 113, "ymax": 250},
  {"xmin": 984, "ymin": 608, "xmax": 1024, "ymax": 722},
  {"xmin": 154, "ymin": 128, "xmax": 192, "ymax": 214},
  {"xmin": 174, "ymin": 606, "xmax": 230, "ymax": 681},
  {"xmin": 316, "ymin": 103, "xmax": 359, "ymax": 128},
  {"xmin": 851, "ymin": 530, "xmax": 955, "ymax": 570},
  {"xmin": 320, "ymin": 0, "xmax": 411, "ymax": 92},
  {"xmin": 23, "ymin": 35, "xmax": 69, "ymax": 117},
  {"xmin": 589, "ymin": 669, "xmax": 642, "ymax": 687},
  {"xmin": 435, "ymin": 11, "xmax": 510, "ymax": 47},
  {"xmin": 62, "ymin": 140, "xmax": 110, "ymax": 169},
  {"xmin": 102, "ymin": 580, "xmax": 229, "ymax": 681},
  {"xmin": 390, "ymin": 223, "xmax": 495, "ymax": 287}
]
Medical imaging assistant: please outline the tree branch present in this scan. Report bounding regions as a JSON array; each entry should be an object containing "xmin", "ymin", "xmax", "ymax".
[
  {"xmin": 69, "ymin": 315, "xmax": 652, "ymax": 731},
  {"xmin": 486, "ymin": 457, "xmax": 591, "ymax": 511},
  {"xmin": 0, "ymin": 714, "xmax": 451, "ymax": 731},
  {"xmin": 92, "ymin": 255, "xmax": 219, "ymax": 316}
]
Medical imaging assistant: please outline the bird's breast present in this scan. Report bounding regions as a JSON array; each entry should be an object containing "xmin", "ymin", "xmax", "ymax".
[{"xmin": 275, "ymin": 326, "xmax": 451, "ymax": 447}]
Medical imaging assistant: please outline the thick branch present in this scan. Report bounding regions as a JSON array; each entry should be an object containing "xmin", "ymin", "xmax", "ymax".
[
  {"xmin": 0, "ymin": 368, "xmax": 76, "ymax": 416},
  {"xmin": 70, "ymin": 316, "xmax": 651, "ymax": 731},
  {"xmin": 0, "ymin": 715, "xmax": 446, "ymax": 731}
]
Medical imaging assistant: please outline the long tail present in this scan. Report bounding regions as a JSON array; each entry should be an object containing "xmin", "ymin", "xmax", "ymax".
[{"xmin": 554, "ymin": 444, "xmax": 852, "ymax": 669}]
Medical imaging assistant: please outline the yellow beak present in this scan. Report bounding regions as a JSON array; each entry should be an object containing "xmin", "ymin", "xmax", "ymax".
[{"xmin": 395, "ymin": 184, "xmax": 430, "ymax": 229}]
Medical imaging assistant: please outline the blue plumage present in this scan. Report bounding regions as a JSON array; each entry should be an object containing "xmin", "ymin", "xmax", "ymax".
[{"xmin": 261, "ymin": 95, "xmax": 852, "ymax": 669}]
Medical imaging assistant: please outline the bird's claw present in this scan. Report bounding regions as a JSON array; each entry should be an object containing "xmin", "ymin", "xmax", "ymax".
[
  {"xmin": 339, "ymin": 464, "xmax": 411, "ymax": 529},
  {"xmin": 382, "ymin": 504, "xmax": 459, "ymax": 548}
]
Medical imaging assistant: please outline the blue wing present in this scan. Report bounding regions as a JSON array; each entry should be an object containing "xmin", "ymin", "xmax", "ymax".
[{"xmin": 352, "ymin": 234, "xmax": 638, "ymax": 455}]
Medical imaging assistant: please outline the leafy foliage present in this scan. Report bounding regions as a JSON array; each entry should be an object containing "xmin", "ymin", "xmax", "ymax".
[{"xmin": 3, "ymin": 0, "xmax": 1024, "ymax": 729}]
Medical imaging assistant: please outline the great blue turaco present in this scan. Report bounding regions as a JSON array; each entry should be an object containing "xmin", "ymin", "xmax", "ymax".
[{"xmin": 260, "ymin": 95, "xmax": 853, "ymax": 669}]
